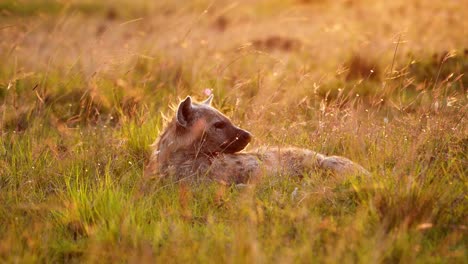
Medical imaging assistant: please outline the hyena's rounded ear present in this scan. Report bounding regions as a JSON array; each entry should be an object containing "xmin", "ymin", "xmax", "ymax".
[
  {"xmin": 201, "ymin": 94, "xmax": 213, "ymax": 106},
  {"xmin": 176, "ymin": 96, "xmax": 193, "ymax": 127}
]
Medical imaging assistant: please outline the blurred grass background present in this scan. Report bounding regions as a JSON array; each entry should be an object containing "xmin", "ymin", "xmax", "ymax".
[{"xmin": 0, "ymin": 0, "xmax": 467, "ymax": 263}]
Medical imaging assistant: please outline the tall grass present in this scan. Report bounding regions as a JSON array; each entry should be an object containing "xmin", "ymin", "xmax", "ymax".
[{"xmin": 0, "ymin": 0, "xmax": 467, "ymax": 262}]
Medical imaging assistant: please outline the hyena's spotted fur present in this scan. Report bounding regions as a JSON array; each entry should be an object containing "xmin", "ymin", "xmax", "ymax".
[{"xmin": 145, "ymin": 96, "xmax": 369, "ymax": 184}]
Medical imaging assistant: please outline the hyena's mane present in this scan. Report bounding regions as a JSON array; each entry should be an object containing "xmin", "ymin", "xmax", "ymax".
[
  {"xmin": 147, "ymin": 95, "xmax": 220, "ymax": 176},
  {"xmin": 152, "ymin": 115, "xmax": 208, "ymax": 173}
]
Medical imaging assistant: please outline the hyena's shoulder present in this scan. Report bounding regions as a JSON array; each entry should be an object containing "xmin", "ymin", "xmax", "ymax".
[{"xmin": 208, "ymin": 153, "xmax": 262, "ymax": 184}]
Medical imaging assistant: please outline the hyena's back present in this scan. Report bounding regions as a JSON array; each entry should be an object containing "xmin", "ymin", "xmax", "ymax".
[{"xmin": 207, "ymin": 147, "xmax": 369, "ymax": 184}]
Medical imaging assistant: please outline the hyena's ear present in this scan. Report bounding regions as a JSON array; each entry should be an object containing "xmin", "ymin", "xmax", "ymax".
[
  {"xmin": 201, "ymin": 94, "xmax": 213, "ymax": 106},
  {"xmin": 176, "ymin": 96, "xmax": 193, "ymax": 127}
]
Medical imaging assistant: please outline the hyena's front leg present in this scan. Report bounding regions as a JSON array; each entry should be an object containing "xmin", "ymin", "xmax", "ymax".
[
  {"xmin": 319, "ymin": 155, "xmax": 370, "ymax": 176},
  {"xmin": 252, "ymin": 147, "xmax": 326, "ymax": 177},
  {"xmin": 253, "ymin": 146, "xmax": 369, "ymax": 177}
]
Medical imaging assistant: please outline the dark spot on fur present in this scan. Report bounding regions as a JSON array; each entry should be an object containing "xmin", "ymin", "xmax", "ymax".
[
  {"xmin": 235, "ymin": 168, "xmax": 251, "ymax": 184},
  {"xmin": 253, "ymin": 153, "xmax": 266, "ymax": 161},
  {"xmin": 236, "ymin": 160, "xmax": 242, "ymax": 165}
]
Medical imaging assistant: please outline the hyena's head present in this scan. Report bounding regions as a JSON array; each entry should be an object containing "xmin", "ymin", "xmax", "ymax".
[{"xmin": 173, "ymin": 95, "xmax": 252, "ymax": 154}]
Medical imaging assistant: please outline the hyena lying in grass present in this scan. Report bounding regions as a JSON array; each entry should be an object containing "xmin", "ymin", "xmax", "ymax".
[{"xmin": 145, "ymin": 96, "xmax": 369, "ymax": 184}]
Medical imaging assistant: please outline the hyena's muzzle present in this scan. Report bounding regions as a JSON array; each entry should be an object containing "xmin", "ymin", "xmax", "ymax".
[{"xmin": 220, "ymin": 127, "xmax": 252, "ymax": 154}]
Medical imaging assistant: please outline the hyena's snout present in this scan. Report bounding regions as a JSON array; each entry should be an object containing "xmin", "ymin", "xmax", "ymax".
[
  {"xmin": 222, "ymin": 128, "xmax": 252, "ymax": 153},
  {"xmin": 238, "ymin": 129, "xmax": 252, "ymax": 144}
]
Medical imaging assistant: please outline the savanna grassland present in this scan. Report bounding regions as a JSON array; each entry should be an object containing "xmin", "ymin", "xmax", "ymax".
[{"xmin": 0, "ymin": 0, "xmax": 467, "ymax": 263}]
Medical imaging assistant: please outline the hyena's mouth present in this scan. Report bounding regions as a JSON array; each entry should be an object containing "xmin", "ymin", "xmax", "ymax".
[{"xmin": 220, "ymin": 131, "xmax": 252, "ymax": 153}]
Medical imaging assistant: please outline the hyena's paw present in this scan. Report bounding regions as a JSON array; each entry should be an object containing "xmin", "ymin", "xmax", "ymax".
[{"xmin": 320, "ymin": 156, "xmax": 370, "ymax": 176}]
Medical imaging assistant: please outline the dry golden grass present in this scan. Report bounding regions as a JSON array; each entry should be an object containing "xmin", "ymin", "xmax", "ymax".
[{"xmin": 0, "ymin": 0, "xmax": 467, "ymax": 263}]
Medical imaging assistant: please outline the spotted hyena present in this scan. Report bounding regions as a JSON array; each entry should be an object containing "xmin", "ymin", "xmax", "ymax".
[{"xmin": 145, "ymin": 95, "xmax": 369, "ymax": 184}]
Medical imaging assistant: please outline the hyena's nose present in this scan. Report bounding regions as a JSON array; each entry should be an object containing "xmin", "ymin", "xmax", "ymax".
[{"xmin": 238, "ymin": 130, "xmax": 252, "ymax": 143}]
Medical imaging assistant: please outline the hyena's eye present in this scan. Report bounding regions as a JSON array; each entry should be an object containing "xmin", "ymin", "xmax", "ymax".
[{"xmin": 213, "ymin": 121, "xmax": 226, "ymax": 130}]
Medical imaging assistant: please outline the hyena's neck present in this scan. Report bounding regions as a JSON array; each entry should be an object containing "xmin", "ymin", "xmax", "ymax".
[{"xmin": 153, "ymin": 120, "xmax": 210, "ymax": 176}]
